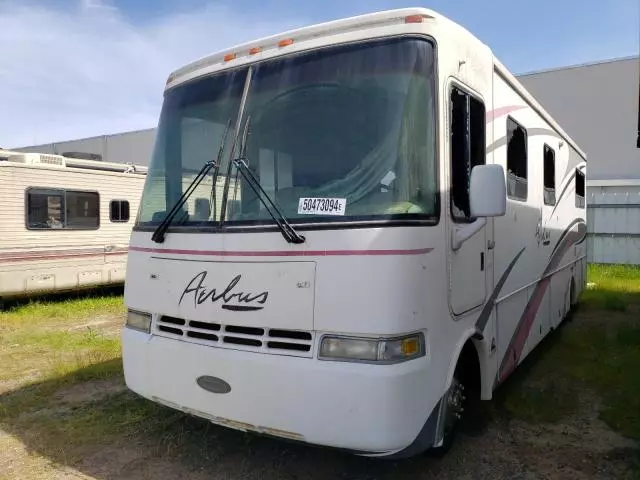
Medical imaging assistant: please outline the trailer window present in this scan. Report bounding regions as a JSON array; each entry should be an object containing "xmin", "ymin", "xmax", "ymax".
[
  {"xmin": 110, "ymin": 200, "xmax": 130, "ymax": 222},
  {"xmin": 543, "ymin": 144, "xmax": 556, "ymax": 206},
  {"xmin": 26, "ymin": 188, "xmax": 99, "ymax": 230},
  {"xmin": 575, "ymin": 168, "xmax": 585, "ymax": 208},
  {"xmin": 506, "ymin": 117, "xmax": 528, "ymax": 201},
  {"xmin": 450, "ymin": 86, "xmax": 486, "ymax": 221}
]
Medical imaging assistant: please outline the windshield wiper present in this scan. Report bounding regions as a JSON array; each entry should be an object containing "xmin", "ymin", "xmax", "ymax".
[
  {"xmin": 232, "ymin": 118, "xmax": 305, "ymax": 244},
  {"xmin": 151, "ymin": 120, "xmax": 232, "ymax": 244},
  {"xmin": 233, "ymin": 158, "xmax": 306, "ymax": 244}
]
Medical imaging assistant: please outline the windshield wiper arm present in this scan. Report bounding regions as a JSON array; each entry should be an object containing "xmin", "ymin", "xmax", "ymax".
[
  {"xmin": 210, "ymin": 118, "xmax": 232, "ymax": 224},
  {"xmin": 233, "ymin": 153, "xmax": 305, "ymax": 244},
  {"xmin": 151, "ymin": 120, "xmax": 232, "ymax": 244}
]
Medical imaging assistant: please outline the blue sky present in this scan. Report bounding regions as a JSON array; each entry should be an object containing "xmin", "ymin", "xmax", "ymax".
[{"xmin": 0, "ymin": 0, "xmax": 637, "ymax": 147}]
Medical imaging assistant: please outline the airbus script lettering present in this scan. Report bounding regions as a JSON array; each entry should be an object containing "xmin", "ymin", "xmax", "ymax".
[{"xmin": 179, "ymin": 271, "xmax": 269, "ymax": 311}]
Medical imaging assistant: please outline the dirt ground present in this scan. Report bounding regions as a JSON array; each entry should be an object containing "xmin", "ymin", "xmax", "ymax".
[{"xmin": 1, "ymin": 310, "xmax": 638, "ymax": 480}]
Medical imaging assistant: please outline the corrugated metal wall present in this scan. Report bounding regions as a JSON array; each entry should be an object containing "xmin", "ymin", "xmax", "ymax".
[
  {"xmin": 587, "ymin": 183, "xmax": 640, "ymax": 265},
  {"xmin": 13, "ymin": 129, "xmax": 157, "ymax": 166}
]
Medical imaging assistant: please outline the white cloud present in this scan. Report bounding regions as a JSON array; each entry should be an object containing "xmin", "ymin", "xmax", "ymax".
[{"xmin": 0, "ymin": 1, "xmax": 306, "ymax": 147}]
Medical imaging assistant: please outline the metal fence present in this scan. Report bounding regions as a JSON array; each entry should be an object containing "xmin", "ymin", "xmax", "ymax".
[{"xmin": 587, "ymin": 181, "xmax": 640, "ymax": 265}]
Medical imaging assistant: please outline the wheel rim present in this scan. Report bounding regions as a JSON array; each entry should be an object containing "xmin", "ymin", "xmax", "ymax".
[{"xmin": 443, "ymin": 377, "xmax": 465, "ymax": 436}]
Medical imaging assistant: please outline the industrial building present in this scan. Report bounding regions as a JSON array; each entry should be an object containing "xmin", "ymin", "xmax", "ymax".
[{"xmin": 12, "ymin": 56, "xmax": 640, "ymax": 264}]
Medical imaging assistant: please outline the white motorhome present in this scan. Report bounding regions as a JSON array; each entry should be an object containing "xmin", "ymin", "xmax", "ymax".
[
  {"xmin": 121, "ymin": 8, "xmax": 587, "ymax": 458},
  {"xmin": 0, "ymin": 152, "xmax": 147, "ymax": 307}
]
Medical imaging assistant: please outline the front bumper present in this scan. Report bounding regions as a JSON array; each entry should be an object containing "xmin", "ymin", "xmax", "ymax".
[{"xmin": 121, "ymin": 327, "xmax": 439, "ymax": 455}]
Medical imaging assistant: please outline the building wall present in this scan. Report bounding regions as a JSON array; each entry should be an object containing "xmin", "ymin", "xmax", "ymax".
[
  {"xmin": 519, "ymin": 57, "xmax": 640, "ymax": 264},
  {"xmin": 14, "ymin": 128, "xmax": 157, "ymax": 166},
  {"xmin": 518, "ymin": 56, "xmax": 640, "ymax": 181}
]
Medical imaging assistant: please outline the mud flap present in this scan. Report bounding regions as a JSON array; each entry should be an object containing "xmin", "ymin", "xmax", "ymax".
[{"xmin": 381, "ymin": 395, "xmax": 444, "ymax": 460}]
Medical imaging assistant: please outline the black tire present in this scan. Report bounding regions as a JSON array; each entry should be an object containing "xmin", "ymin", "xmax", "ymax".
[{"xmin": 565, "ymin": 277, "xmax": 577, "ymax": 323}]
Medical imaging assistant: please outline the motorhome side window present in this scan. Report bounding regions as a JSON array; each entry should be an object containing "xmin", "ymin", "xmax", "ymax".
[
  {"xmin": 543, "ymin": 144, "xmax": 556, "ymax": 205},
  {"xmin": 506, "ymin": 117, "xmax": 528, "ymax": 201},
  {"xmin": 110, "ymin": 200, "xmax": 130, "ymax": 222},
  {"xmin": 450, "ymin": 86, "xmax": 486, "ymax": 220},
  {"xmin": 575, "ymin": 168, "xmax": 585, "ymax": 208},
  {"xmin": 26, "ymin": 188, "xmax": 99, "ymax": 230}
]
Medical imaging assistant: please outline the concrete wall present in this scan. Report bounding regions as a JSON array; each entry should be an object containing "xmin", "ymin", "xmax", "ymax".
[{"xmin": 518, "ymin": 56, "xmax": 640, "ymax": 181}]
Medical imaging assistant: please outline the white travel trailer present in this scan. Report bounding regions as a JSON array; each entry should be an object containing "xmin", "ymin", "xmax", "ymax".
[
  {"xmin": 0, "ymin": 152, "xmax": 147, "ymax": 307},
  {"xmin": 122, "ymin": 8, "xmax": 587, "ymax": 458}
]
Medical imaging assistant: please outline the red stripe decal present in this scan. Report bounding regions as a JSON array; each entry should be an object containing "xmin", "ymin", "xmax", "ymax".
[{"xmin": 129, "ymin": 246, "xmax": 434, "ymax": 257}]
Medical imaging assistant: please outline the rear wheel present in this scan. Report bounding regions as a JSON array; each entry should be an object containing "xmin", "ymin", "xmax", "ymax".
[{"xmin": 565, "ymin": 277, "xmax": 577, "ymax": 322}]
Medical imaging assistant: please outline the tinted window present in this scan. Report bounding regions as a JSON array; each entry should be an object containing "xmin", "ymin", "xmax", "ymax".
[
  {"xmin": 137, "ymin": 37, "xmax": 439, "ymax": 228},
  {"xmin": 110, "ymin": 200, "xmax": 131, "ymax": 222},
  {"xmin": 27, "ymin": 189, "xmax": 99, "ymax": 229},
  {"xmin": 543, "ymin": 144, "xmax": 556, "ymax": 206},
  {"xmin": 575, "ymin": 168, "xmax": 585, "ymax": 208},
  {"xmin": 506, "ymin": 117, "xmax": 528, "ymax": 201},
  {"xmin": 450, "ymin": 86, "xmax": 486, "ymax": 220}
]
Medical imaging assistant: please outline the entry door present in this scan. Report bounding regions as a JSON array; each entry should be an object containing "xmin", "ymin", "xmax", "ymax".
[{"xmin": 448, "ymin": 84, "xmax": 488, "ymax": 315}]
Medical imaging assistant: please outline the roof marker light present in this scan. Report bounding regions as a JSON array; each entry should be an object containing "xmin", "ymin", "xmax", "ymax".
[
  {"xmin": 278, "ymin": 38, "xmax": 294, "ymax": 48},
  {"xmin": 404, "ymin": 14, "xmax": 424, "ymax": 23},
  {"xmin": 249, "ymin": 47, "xmax": 262, "ymax": 55},
  {"xmin": 224, "ymin": 53, "xmax": 237, "ymax": 62}
]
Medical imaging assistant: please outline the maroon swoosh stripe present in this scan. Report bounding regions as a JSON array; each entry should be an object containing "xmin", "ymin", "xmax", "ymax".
[
  {"xmin": 496, "ymin": 221, "xmax": 586, "ymax": 385},
  {"xmin": 129, "ymin": 246, "xmax": 434, "ymax": 257}
]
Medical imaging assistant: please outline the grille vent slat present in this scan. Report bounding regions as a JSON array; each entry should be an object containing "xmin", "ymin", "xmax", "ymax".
[
  {"xmin": 269, "ymin": 329, "xmax": 312, "ymax": 341},
  {"xmin": 223, "ymin": 336, "xmax": 262, "ymax": 347},
  {"xmin": 158, "ymin": 325, "xmax": 183, "ymax": 336},
  {"xmin": 154, "ymin": 316, "xmax": 313, "ymax": 357},
  {"xmin": 189, "ymin": 320, "xmax": 221, "ymax": 331},
  {"xmin": 187, "ymin": 331, "xmax": 219, "ymax": 341},
  {"xmin": 267, "ymin": 341, "xmax": 311, "ymax": 352},
  {"xmin": 160, "ymin": 316, "xmax": 185, "ymax": 326},
  {"xmin": 225, "ymin": 325, "xmax": 264, "ymax": 336}
]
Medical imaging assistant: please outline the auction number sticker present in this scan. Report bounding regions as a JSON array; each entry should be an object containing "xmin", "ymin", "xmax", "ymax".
[{"xmin": 297, "ymin": 197, "xmax": 346, "ymax": 216}]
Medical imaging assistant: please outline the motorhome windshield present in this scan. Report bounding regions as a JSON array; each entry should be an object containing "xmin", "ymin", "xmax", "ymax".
[{"xmin": 136, "ymin": 37, "xmax": 438, "ymax": 229}]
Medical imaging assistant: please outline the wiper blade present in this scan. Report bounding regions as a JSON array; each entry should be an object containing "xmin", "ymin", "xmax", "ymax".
[
  {"xmin": 151, "ymin": 119, "xmax": 232, "ymax": 243},
  {"xmin": 233, "ymin": 154, "xmax": 305, "ymax": 245},
  {"xmin": 231, "ymin": 115, "xmax": 304, "ymax": 244}
]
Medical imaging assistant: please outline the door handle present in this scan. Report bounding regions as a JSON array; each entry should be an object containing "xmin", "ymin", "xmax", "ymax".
[{"xmin": 480, "ymin": 252, "xmax": 485, "ymax": 271}]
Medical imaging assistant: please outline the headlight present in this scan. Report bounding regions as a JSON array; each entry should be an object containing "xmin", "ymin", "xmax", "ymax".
[
  {"xmin": 319, "ymin": 333, "xmax": 425, "ymax": 363},
  {"xmin": 126, "ymin": 309, "xmax": 152, "ymax": 333}
]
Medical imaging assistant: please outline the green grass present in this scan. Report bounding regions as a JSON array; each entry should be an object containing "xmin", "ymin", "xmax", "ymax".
[
  {"xmin": 0, "ymin": 292, "xmax": 186, "ymax": 462},
  {"xmin": 0, "ymin": 294, "xmax": 125, "ymax": 383},
  {"xmin": 581, "ymin": 263, "xmax": 640, "ymax": 312},
  {"xmin": 497, "ymin": 264, "xmax": 640, "ymax": 440}
]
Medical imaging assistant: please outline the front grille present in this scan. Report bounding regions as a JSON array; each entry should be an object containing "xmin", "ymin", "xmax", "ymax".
[{"xmin": 154, "ymin": 315, "xmax": 314, "ymax": 357}]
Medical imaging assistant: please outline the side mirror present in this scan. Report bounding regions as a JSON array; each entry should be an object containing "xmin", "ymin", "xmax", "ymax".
[{"xmin": 470, "ymin": 164, "xmax": 507, "ymax": 217}]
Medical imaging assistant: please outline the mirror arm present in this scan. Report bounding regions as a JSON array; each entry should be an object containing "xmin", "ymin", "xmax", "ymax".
[{"xmin": 451, "ymin": 217, "xmax": 486, "ymax": 251}]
